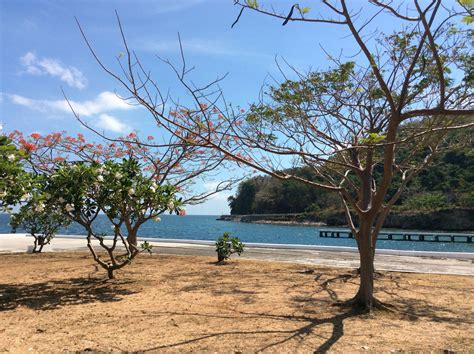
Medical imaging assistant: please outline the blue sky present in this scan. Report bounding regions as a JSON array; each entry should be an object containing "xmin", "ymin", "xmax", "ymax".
[{"xmin": 0, "ymin": 0, "xmax": 459, "ymax": 214}]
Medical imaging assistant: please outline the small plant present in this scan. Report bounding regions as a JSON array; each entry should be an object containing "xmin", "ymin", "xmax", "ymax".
[{"xmin": 215, "ymin": 232, "xmax": 244, "ymax": 263}]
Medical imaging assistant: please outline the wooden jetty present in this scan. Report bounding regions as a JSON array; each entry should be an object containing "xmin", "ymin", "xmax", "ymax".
[{"xmin": 319, "ymin": 229, "xmax": 473, "ymax": 243}]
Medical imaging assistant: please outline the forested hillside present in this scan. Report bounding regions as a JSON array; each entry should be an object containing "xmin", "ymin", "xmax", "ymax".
[{"xmin": 228, "ymin": 131, "xmax": 473, "ymax": 215}]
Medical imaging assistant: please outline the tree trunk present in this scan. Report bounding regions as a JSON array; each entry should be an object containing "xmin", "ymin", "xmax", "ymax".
[
  {"xmin": 351, "ymin": 221, "xmax": 376, "ymax": 309},
  {"xmin": 37, "ymin": 242, "xmax": 45, "ymax": 253},
  {"xmin": 107, "ymin": 267, "xmax": 115, "ymax": 279},
  {"xmin": 32, "ymin": 236, "xmax": 44, "ymax": 253},
  {"xmin": 127, "ymin": 231, "xmax": 138, "ymax": 255}
]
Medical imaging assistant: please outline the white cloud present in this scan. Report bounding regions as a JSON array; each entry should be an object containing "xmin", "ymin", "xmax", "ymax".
[
  {"xmin": 95, "ymin": 114, "xmax": 130, "ymax": 134},
  {"xmin": 10, "ymin": 94, "xmax": 36, "ymax": 107},
  {"xmin": 7, "ymin": 91, "xmax": 136, "ymax": 117},
  {"xmin": 20, "ymin": 52, "xmax": 87, "ymax": 89}
]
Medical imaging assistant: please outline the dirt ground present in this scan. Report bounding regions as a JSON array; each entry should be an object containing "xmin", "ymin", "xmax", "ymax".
[{"xmin": 0, "ymin": 252, "xmax": 473, "ymax": 353}]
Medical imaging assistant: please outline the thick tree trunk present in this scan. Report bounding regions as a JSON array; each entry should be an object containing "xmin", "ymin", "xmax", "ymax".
[
  {"xmin": 355, "ymin": 236, "xmax": 375, "ymax": 307},
  {"xmin": 350, "ymin": 221, "xmax": 376, "ymax": 309}
]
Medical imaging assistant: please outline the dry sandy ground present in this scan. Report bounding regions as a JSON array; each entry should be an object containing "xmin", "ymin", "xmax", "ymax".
[{"xmin": 0, "ymin": 252, "xmax": 473, "ymax": 353}]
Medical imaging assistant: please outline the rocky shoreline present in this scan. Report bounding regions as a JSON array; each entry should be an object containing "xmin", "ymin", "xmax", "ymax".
[
  {"xmin": 217, "ymin": 214, "xmax": 326, "ymax": 227},
  {"xmin": 217, "ymin": 208, "xmax": 474, "ymax": 232}
]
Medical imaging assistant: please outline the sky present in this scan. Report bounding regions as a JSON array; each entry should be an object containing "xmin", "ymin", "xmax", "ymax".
[{"xmin": 0, "ymin": 0, "xmax": 460, "ymax": 214}]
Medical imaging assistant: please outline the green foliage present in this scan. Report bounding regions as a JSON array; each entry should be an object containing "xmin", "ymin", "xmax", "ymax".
[
  {"xmin": 360, "ymin": 132, "xmax": 386, "ymax": 144},
  {"xmin": 459, "ymin": 0, "xmax": 474, "ymax": 23},
  {"xmin": 215, "ymin": 232, "xmax": 244, "ymax": 263},
  {"xmin": 0, "ymin": 136, "xmax": 31, "ymax": 210},
  {"xmin": 297, "ymin": 5, "xmax": 310, "ymax": 15},
  {"xmin": 458, "ymin": 191, "xmax": 474, "ymax": 208},
  {"xmin": 140, "ymin": 240, "xmax": 153, "ymax": 254},
  {"xmin": 246, "ymin": 0, "xmax": 258, "ymax": 9},
  {"xmin": 301, "ymin": 7, "xmax": 310, "ymax": 14},
  {"xmin": 228, "ymin": 180, "xmax": 256, "ymax": 214},
  {"xmin": 47, "ymin": 159, "xmax": 183, "ymax": 226},
  {"xmin": 399, "ymin": 192, "xmax": 448, "ymax": 212},
  {"xmin": 43, "ymin": 158, "xmax": 182, "ymax": 278},
  {"xmin": 229, "ymin": 167, "xmax": 341, "ymax": 215},
  {"xmin": 230, "ymin": 128, "xmax": 473, "ymax": 215}
]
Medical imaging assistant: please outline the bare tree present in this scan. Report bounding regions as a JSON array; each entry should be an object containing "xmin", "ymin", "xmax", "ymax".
[{"xmin": 74, "ymin": 1, "xmax": 473, "ymax": 308}]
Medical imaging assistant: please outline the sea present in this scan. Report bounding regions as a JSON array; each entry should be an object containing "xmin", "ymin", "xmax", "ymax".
[{"xmin": 1, "ymin": 213, "xmax": 473, "ymax": 253}]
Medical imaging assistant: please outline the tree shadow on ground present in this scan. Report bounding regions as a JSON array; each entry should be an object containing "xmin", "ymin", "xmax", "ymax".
[
  {"xmin": 0, "ymin": 277, "xmax": 137, "ymax": 311},
  {"xmin": 374, "ymin": 274, "xmax": 474, "ymax": 325},
  {"xmin": 135, "ymin": 307, "xmax": 364, "ymax": 353},
  {"xmin": 146, "ymin": 266, "xmax": 472, "ymax": 352}
]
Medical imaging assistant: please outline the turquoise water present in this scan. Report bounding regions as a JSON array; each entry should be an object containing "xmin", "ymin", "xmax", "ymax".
[{"xmin": 1, "ymin": 213, "xmax": 473, "ymax": 252}]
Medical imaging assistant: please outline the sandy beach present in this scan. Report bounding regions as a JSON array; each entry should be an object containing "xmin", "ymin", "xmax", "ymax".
[{"xmin": 0, "ymin": 235, "xmax": 473, "ymax": 352}]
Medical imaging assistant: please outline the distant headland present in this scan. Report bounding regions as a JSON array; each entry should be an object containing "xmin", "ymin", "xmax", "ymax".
[{"xmin": 218, "ymin": 208, "xmax": 474, "ymax": 232}]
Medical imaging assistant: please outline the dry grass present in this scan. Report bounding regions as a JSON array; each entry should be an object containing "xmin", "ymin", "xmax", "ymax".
[{"xmin": 0, "ymin": 252, "xmax": 473, "ymax": 352}]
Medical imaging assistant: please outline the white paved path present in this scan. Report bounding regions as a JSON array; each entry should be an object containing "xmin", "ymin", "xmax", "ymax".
[{"xmin": 1, "ymin": 234, "xmax": 473, "ymax": 276}]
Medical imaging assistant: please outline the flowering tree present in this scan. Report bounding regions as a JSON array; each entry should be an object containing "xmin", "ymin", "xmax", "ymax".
[
  {"xmin": 8, "ymin": 130, "xmax": 234, "ymax": 278},
  {"xmin": 45, "ymin": 159, "xmax": 181, "ymax": 279},
  {"xmin": 9, "ymin": 129, "xmax": 236, "ymax": 206},
  {"xmin": 74, "ymin": 1, "xmax": 474, "ymax": 308}
]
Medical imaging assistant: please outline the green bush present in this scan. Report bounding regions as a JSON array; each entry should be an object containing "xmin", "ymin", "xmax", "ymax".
[
  {"xmin": 399, "ymin": 192, "xmax": 448, "ymax": 211},
  {"xmin": 215, "ymin": 232, "xmax": 244, "ymax": 263}
]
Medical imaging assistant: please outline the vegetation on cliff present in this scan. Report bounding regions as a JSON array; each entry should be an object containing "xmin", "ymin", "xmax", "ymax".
[{"xmin": 228, "ymin": 129, "xmax": 473, "ymax": 215}]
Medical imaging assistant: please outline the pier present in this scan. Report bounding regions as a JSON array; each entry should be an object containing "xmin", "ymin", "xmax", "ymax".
[{"xmin": 319, "ymin": 229, "xmax": 473, "ymax": 243}]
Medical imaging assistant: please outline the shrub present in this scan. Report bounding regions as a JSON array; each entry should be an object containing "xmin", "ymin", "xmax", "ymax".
[
  {"xmin": 215, "ymin": 232, "xmax": 244, "ymax": 263},
  {"xmin": 11, "ymin": 203, "xmax": 70, "ymax": 253}
]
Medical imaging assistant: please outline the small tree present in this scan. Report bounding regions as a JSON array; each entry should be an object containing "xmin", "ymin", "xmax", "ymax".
[
  {"xmin": 45, "ymin": 158, "xmax": 181, "ymax": 279},
  {"xmin": 215, "ymin": 232, "xmax": 245, "ymax": 263},
  {"xmin": 10, "ymin": 173, "xmax": 70, "ymax": 253}
]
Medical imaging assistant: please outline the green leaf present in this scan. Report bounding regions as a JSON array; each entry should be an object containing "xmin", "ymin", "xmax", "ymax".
[
  {"xmin": 246, "ymin": 0, "xmax": 258, "ymax": 9},
  {"xmin": 301, "ymin": 7, "xmax": 310, "ymax": 14},
  {"xmin": 461, "ymin": 15, "xmax": 474, "ymax": 24},
  {"xmin": 360, "ymin": 132, "xmax": 387, "ymax": 144}
]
